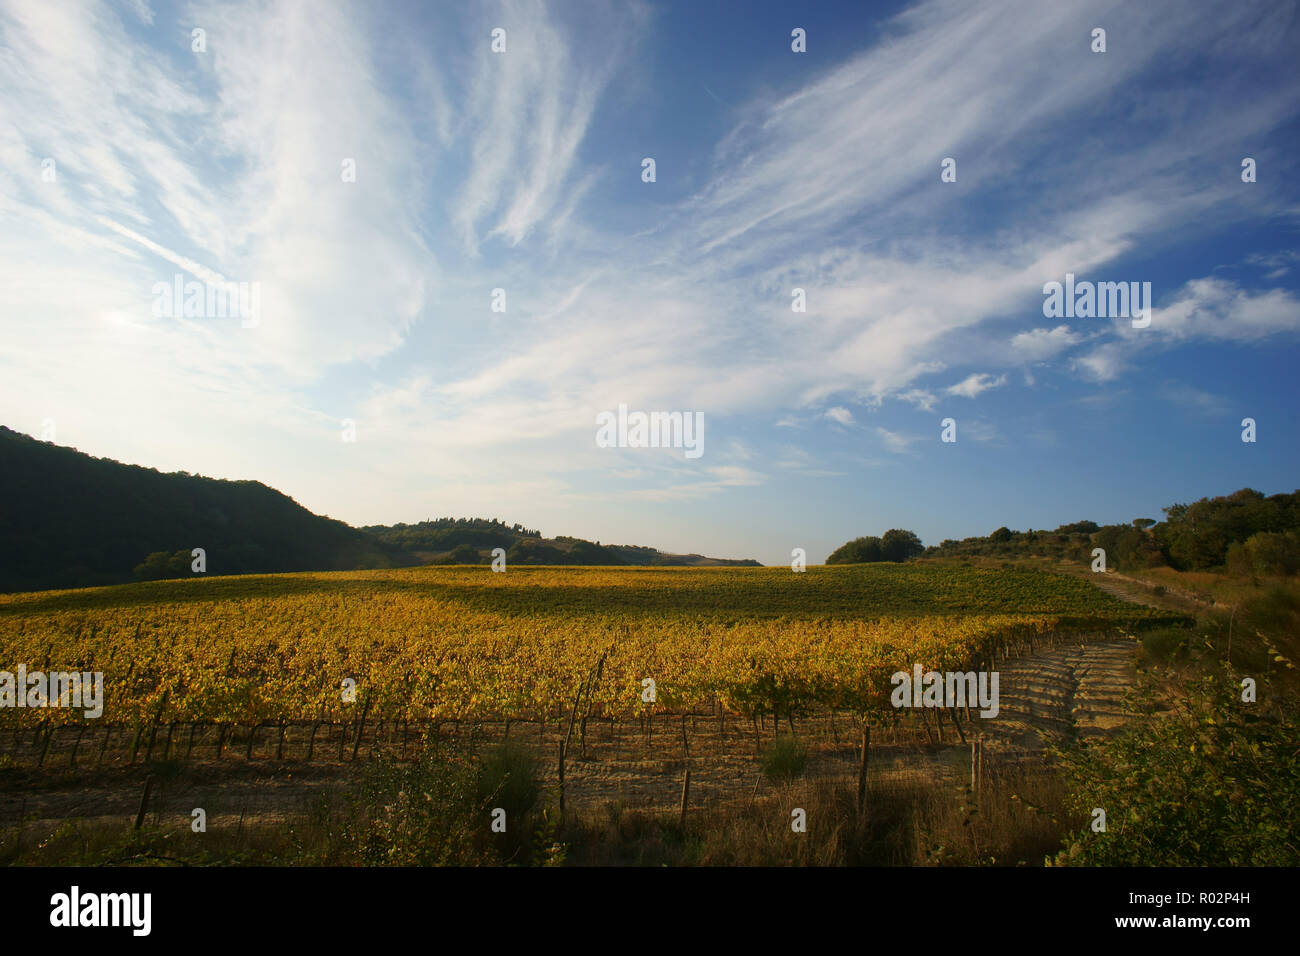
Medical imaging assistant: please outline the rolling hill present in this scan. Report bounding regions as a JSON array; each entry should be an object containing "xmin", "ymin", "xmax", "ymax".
[{"xmin": 0, "ymin": 427, "xmax": 759, "ymax": 592}]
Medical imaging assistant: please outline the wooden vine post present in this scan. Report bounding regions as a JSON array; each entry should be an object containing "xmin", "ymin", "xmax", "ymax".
[
  {"xmin": 857, "ymin": 726, "xmax": 870, "ymax": 815},
  {"xmin": 557, "ymin": 740, "xmax": 566, "ymax": 818},
  {"xmin": 558, "ymin": 679, "xmax": 584, "ymax": 819},
  {"xmin": 351, "ymin": 694, "xmax": 373, "ymax": 761},
  {"xmin": 558, "ymin": 649, "xmax": 609, "ymax": 821},
  {"xmin": 679, "ymin": 768, "xmax": 691, "ymax": 827},
  {"xmin": 134, "ymin": 775, "xmax": 155, "ymax": 830},
  {"xmin": 144, "ymin": 689, "xmax": 170, "ymax": 763},
  {"xmin": 70, "ymin": 724, "xmax": 87, "ymax": 768}
]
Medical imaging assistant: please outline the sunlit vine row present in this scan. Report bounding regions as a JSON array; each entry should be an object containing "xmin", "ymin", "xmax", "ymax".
[{"xmin": 0, "ymin": 564, "xmax": 1182, "ymax": 731}]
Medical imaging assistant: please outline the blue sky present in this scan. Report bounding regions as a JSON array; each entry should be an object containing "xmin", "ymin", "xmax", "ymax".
[{"xmin": 1, "ymin": 0, "xmax": 1298, "ymax": 565}]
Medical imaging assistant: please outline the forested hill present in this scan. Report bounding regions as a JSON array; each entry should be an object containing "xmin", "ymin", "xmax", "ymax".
[
  {"xmin": 0, "ymin": 426, "xmax": 406, "ymax": 592},
  {"xmin": 0, "ymin": 427, "xmax": 760, "ymax": 593},
  {"xmin": 360, "ymin": 519, "xmax": 763, "ymax": 568}
]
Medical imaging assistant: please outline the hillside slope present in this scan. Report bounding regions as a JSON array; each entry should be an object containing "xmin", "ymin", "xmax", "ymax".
[
  {"xmin": 0, "ymin": 426, "xmax": 405, "ymax": 592},
  {"xmin": 0, "ymin": 428, "xmax": 760, "ymax": 592}
]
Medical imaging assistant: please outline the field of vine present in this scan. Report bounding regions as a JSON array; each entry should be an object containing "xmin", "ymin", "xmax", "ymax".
[{"xmin": 0, "ymin": 565, "xmax": 1185, "ymax": 740}]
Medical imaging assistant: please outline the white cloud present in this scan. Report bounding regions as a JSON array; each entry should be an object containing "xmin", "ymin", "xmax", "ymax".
[
  {"xmin": 0, "ymin": 0, "xmax": 438, "ymax": 379},
  {"xmin": 961, "ymin": 420, "xmax": 1002, "ymax": 443},
  {"xmin": 1160, "ymin": 382, "xmax": 1228, "ymax": 416},
  {"xmin": 1145, "ymin": 278, "xmax": 1300, "ymax": 342},
  {"xmin": 95, "ymin": 217, "xmax": 232, "ymax": 288},
  {"xmin": 725, "ymin": 438, "xmax": 755, "ymax": 461},
  {"xmin": 121, "ymin": 0, "xmax": 154, "ymax": 25},
  {"xmin": 617, "ymin": 464, "xmax": 765, "ymax": 503},
  {"xmin": 2, "ymin": 0, "xmax": 1298, "ymax": 526},
  {"xmin": 774, "ymin": 447, "xmax": 845, "ymax": 478},
  {"xmin": 877, "ymin": 427, "xmax": 922, "ymax": 453},
  {"xmin": 1009, "ymin": 325, "xmax": 1083, "ymax": 362},
  {"xmin": 1067, "ymin": 276, "xmax": 1300, "ymax": 383},
  {"xmin": 897, "ymin": 388, "xmax": 938, "ymax": 411},
  {"xmin": 946, "ymin": 373, "xmax": 1007, "ymax": 399},
  {"xmin": 1245, "ymin": 249, "xmax": 1300, "ymax": 279},
  {"xmin": 453, "ymin": 0, "xmax": 638, "ymax": 251},
  {"xmin": 1073, "ymin": 343, "xmax": 1131, "ymax": 382}
]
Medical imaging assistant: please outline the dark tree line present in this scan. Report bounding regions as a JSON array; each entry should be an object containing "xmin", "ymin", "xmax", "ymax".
[
  {"xmin": 924, "ymin": 488, "xmax": 1300, "ymax": 575},
  {"xmin": 427, "ymin": 534, "xmax": 760, "ymax": 567},
  {"xmin": 362, "ymin": 517, "xmax": 542, "ymax": 553}
]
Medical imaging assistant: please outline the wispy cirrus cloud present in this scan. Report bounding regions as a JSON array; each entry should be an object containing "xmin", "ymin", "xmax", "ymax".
[
  {"xmin": 1, "ymin": 0, "xmax": 1298, "ymax": 560},
  {"xmin": 877, "ymin": 427, "xmax": 923, "ymax": 454},
  {"xmin": 1160, "ymin": 382, "xmax": 1230, "ymax": 417}
]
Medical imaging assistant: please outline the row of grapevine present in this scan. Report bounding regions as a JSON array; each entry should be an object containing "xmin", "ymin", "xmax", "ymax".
[{"xmin": 0, "ymin": 565, "xmax": 1185, "ymax": 733}]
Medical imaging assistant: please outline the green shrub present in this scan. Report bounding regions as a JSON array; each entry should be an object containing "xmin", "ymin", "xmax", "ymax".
[
  {"xmin": 1053, "ymin": 673, "xmax": 1300, "ymax": 866},
  {"xmin": 1139, "ymin": 626, "xmax": 1188, "ymax": 661},
  {"xmin": 133, "ymin": 549, "xmax": 193, "ymax": 581},
  {"xmin": 449, "ymin": 544, "xmax": 481, "ymax": 564},
  {"xmin": 761, "ymin": 734, "xmax": 808, "ymax": 782},
  {"xmin": 1226, "ymin": 531, "xmax": 1300, "ymax": 577},
  {"xmin": 477, "ymin": 740, "xmax": 540, "ymax": 821},
  {"xmin": 342, "ymin": 742, "xmax": 496, "ymax": 866}
]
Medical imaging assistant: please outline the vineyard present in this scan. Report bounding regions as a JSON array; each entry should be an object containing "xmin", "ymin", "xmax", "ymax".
[{"xmin": 0, "ymin": 565, "xmax": 1184, "ymax": 751}]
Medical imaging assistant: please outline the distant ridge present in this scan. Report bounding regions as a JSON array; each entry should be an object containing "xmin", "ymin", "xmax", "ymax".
[{"xmin": 361, "ymin": 519, "xmax": 761, "ymax": 568}]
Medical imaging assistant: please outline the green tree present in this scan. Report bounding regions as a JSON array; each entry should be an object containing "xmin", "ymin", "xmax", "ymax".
[
  {"xmin": 1092, "ymin": 524, "xmax": 1163, "ymax": 571},
  {"xmin": 1055, "ymin": 520, "xmax": 1099, "ymax": 534},
  {"xmin": 1226, "ymin": 531, "xmax": 1300, "ymax": 577},
  {"xmin": 825, "ymin": 536, "xmax": 884, "ymax": 564},
  {"xmin": 880, "ymin": 529, "xmax": 924, "ymax": 562},
  {"xmin": 448, "ymin": 544, "xmax": 480, "ymax": 564},
  {"xmin": 133, "ymin": 549, "xmax": 191, "ymax": 581},
  {"xmin": 1157, "ymin": 488, "xmax": 1289, "ymax": 570}
]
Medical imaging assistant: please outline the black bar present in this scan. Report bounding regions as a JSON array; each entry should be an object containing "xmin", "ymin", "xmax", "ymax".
[{"xmin": 4, "ymin": 866, "xmax": 1274, "ymax": 942}]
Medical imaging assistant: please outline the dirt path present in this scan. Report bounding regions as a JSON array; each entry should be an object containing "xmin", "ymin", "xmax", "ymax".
[
  {"xmin": 1069, "ymin": 567, "xmax": 1209, "ymax": 614},
  {"xmin": 982, "ymin": 638, "xmax": 1137, "ymax": 753}
]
